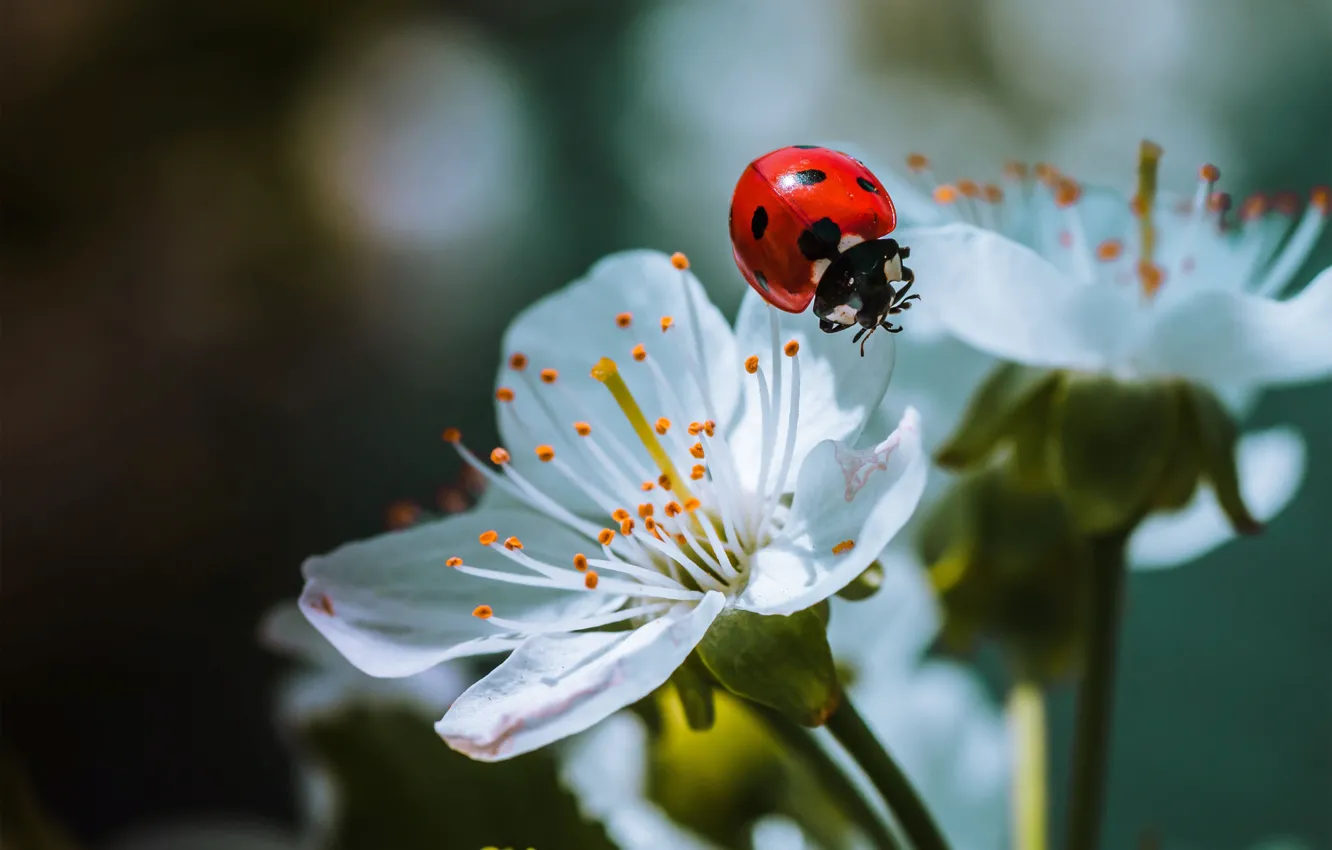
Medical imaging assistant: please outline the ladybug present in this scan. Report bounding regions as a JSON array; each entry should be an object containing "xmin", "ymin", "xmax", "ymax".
[{"xmin": 729, "ymin": 145, "xmax": 918, "ymax": 355}]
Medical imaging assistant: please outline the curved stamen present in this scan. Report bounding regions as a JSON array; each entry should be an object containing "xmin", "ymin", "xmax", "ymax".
[
  {"xmin": 759, "ymin": 343, "xmax": 803, "ymax": 541},
  {"xmin": 452, "ymin": 563, "xmax": 704, "ymax": 601},
  {"xmin": 482, "ymin": 602, "xmax": 670, "ymax": 635},
  {"xmin": 1253, "ymin": 190, "xmax": 1329, "ymax": 297}
]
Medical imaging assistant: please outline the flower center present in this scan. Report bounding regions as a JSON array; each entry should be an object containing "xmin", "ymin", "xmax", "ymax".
[{"xmin": 432, "ymin": 252, "xmax": 807, "ymax": 635}]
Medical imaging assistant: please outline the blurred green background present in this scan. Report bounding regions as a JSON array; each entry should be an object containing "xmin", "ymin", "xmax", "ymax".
[{"xmin": 2, "ymin": 0, "xmax": 1329, "ymax": 847}]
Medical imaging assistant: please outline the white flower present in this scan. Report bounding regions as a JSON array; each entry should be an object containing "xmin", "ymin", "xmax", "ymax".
[
  {"xmin": 896, "ymin": 148, "xmax": 1331, "ymax": 397},
  {"xmin": 298, "ymin": 250, "xmax": 928, "ymax": 761}
]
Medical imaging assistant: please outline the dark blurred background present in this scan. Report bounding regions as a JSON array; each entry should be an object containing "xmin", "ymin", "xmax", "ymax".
[{"xmin": 2, "ymin": 0, "xmax": 1330, "ymax": 847}]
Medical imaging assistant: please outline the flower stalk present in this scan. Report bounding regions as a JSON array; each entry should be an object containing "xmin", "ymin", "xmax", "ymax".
[
  {"xmin": 825, "ymin": 695, "xmax": 951, "ymax": 850},
  {"xmin": 1007, "ymin": 679, "xmax": 1047, "ymax": 850},
  {"xmin": 1065, "ymin": 531, "xmax": 1130, "ymax": 850}
]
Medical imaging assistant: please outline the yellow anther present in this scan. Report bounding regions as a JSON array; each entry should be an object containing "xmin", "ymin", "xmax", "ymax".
[
  {"xmin": 654, "ymin": 417, "xmax": 671, "ymax": 435},
  {"xmin": 703, "ymin": 420, "xmax": 715, "ymax": 437},
  {"xmin": 472, "ymin": 604, "xmax": 493, "ymax": 619},
  {"xmin": 674, "ymin": 533, "xmax": 688, "ymax": 546},
  {"xmin": 1137, "ymin": 262, "xmax": 1165, "ymax": 297},
  {"xmin": 832, "ymin": 539, "xmax": 855, "ymax": 555},
  {"xmin": 616, "ymin": 312, "xmax": 633, "ymax": 328},
  {"xmin": 479, "ymin": 530, "xmax": 499, "ymax": 546},
  {"xmin": 441, "ymin": 427, "xmax": 462, "ymax": 443},
  {"xmin": 1054, "ymin": 178, "xmax": 1082, "ymax": 208},
  {"xmin": 983, "ymin": 183, "xmax": 1004, "ymax": 203},
  {"xmin": 665, "ymin": 501, "xmax": 683, "ymax": 517},
  {"xmin": 690, "ymin": 464, "xmax": 705, "ymax": 480},
  {"xmin": 784, "ymin": 339, "xmax": 800, "ymax": 357},
  {"xmin": 644, "ymin": 516, "xmax": 658, "ymax": 532},
  {"xmin": 535, "ymin": 444, "xmax": 555, "ymax": 462},
  {"xmin": 956, "ymin": 178, "xmax": 979, "ymax": 198},
  {"xmin": 590, "ymin": 357, "xmax": 696, "ymax": 502},
  {"xmin": 1199, "ymin": 163, "xmax": 1221, "ymax": 183},
  {"xmin": 612, "ymin": 508, "xmax": 630, "ymax": 522},
  {"xmin": 619, "ymin": 518, "xmax": 635, "ymax": 536},
  {"xmin": 508, "ymin": 353, "xmax": 528, "ymax": 371},
  {"xmin": 745, "ymin": 355, "xmax": 760, "ymax": 374},
  {"xmin": 495, "ymin": 387, "xmax": 515, "ymax": 402},
  {"xmin": 689, "ymin": 442, "xmax": 705, "ymax": 459},
  {"xmin": 574, "ymin": 421, "xmax": 592, "ymax": 436},
  {"xmin": 658, "ymin": 473, "xmax": 672, "ymax": 490},
  {"xmin": 683, "ymin": 498, "xmax": 701, "ymax": 513},
  {"xmin": 688, "ymin": 421, "xmax": 703, "ymax": 436},
  {"xmin": 1033, "ymin": 162, "xmax": 1058, "ymax": 184},
  {"xmin": 540, "ymin": 368, "xmax": 559, "ymax": 384},
  {"xmin": 670, "ymin": 252, "xmax": 690, "ymax": 270},
  {"xmin": 573, "ymin": 553, "xmax": 589, "ymax": 571},
  {"xmin": 584, "ymin": 571, "xmax": 600, "ymax": 589},
  {"xmin": 597, "ymin": 528, "xmax": 615, "ymax": 545},
  {"xmin": 641, "ymin": 480, "xmax": 655, "ymax": 491},
  {"xmin": 631, "ymin": 344, "xmax": 647, "ymax": 362},
  {"xmin": 1312, "ymin": 186, "xmax": 1330, "ymax": 214},
  {"xmin": 445, "ymin": 557, "xmax": 463, "ymax": 568},
  {"xmin": 905, "ymin": 153, "xmax": 930, "ymax": 172},
  {"xmin": 660, "ymin": 316, "xmax": 674, "ymax": 332},
  {"xmin": 638, "ymin": 503, "xmax": 654, "ymax": 518},
  {"xmin": 489, "ymin": 448, "xmax": 511, "ymax": 465},
  {"xmin": 503, "ymin": 536, "xmax": 523, "ymax": 550},
  {"xmin": 1096, "ymin": 239, "xmax": 1124, "ymax": 261},
  {"xmin": 1003, "ymin": 160, "xmax": 1029, "ymax": 180},
  {"xmin": 932, "ymin": 184, "xmax": 958, "ymax": 205}
]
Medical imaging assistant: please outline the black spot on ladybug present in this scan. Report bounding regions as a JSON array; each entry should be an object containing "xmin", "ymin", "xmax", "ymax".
[
  {"xmin": 754, "ymin": 270, "xmax": 770, "ymax": 291},
  {"xmin": 793, "ymin": 169, "xmax": 827, "ymax": 186},
  {"xmin": 751, "ymin": 206, "xmax": 769, "ymax": 240},
  {"xmin": 794, "ymin": 144, "xmax": 820, "ymax": 149},
  {"xmin": 797, "ymin": 217, "xmax": 842, "ymax": 262},
  {"xmin": 856, "ymin": 176, "xmax": 879, "ymax": 193}
]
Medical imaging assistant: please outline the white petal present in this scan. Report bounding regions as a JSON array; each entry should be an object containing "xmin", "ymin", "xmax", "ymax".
[
  {"xmin": 869, "ymin": 331, "xmax": 998, "ymax": 457},
  {"xmin": 437, "ymin": 591, "xmax": 725, "ymax": 761},
  {"xmin": 260, "ymin": 601, "xmax": 352, "ymax": 668},
  {"xmin": 750, "ymin": 817, "xmax": 815, "ymax": 850},
  {"xmin": 498, "ymin": 250, "xmax": 740, "ymax": 513},
  {"xmin": 736, "ymin": 408, "xmax": 928, "ymax": 615},
  {"xmin": 827, "ymin": 547, "xmax": 941, "ymax": 673},
  {"xmin": 729, "ymin": 288, "xmax": 898, "ymax": 493},
  {"xmin": 300, "ymin": 506, "xmax": 606, "ymax": 678},
  {"xmin": 1129, "ymin": 426, "xmax": 1306, "ymax": 570},
  {"xmin": 276, "ymin": 665, "xmax": 466, "ymax": 728},
  {"xmin": 1133, "ymin": 265, "xmax": 1332, "ymax": 387},
  {"xmin": 905, "ymin": 222, "xmax": 1138, "ymax": 371}
]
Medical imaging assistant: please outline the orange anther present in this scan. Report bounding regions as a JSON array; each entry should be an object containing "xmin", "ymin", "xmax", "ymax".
[
  {"xmin": 612, "ymin": 508, "xmax": 630, "ymax": 522},
  {"xmin": 654, "ymin": 417, "xmax": 671, "ymax": 435},
  {"xmin": 540, "ymin": 368, "xmax": 558, "ymax": 384},
  {"xmin": 1137, "ymin": 261, "xmax": 1165, "ymax": 297},
  {"xmin": 1208, "ymin": 192, "xmax": 1233, "ymax": 214},
  {"xmin": 658, "ymin": 473, "xmax": 672, "ymax": 490},
  {"xmin": 703, "ymin": 420, "xmax": 716, "ymax": 437},
  {"xmin": 660, "ymin": 316, "xmax": 674, "ymax": 332},
  {"xmin": 690, "ymin": 464, "xmax": 705, "ymax": 480},
  {"xmin": 1054, "ymin": 178, "xmax": 1082, "ymax": 208},
  {"xmin": 535, "ymin": 445, "xmax": 555, "ymax": 462},
  {"xmin": 932, "ymin": 184, "xmax": 958, "ymax": 204},
  {"xmin": 983, "ymin": 183, "xmax": 1004, "ymax": 204},
  {"xmin": 311, "ymin": 593, "xmax": 335, "ymax": 616},
  {"xmin": 495, "ymin": 387, "xmax": 515, "ymax": 402},
  {"xmin": 784, "ymin": 339, "xmax": 800, "ymax": 357},
  {"xmin": 1003, "ymin": 161, "xmax": 1029, "ymax": 180},
  {"xmin": 597, "ymin": 528, "xmax": 615, "ymax": 545},
  {"xmin": 905, "ymin": 153, "xmax": 930, "ymax": 172},
  {"xmin": 671, "ymin": 252, "xmax": 690, "ymax": 270},
  {"xmin": 616, "ymin": 312, "xmax": 633, "ymax": 328},
  {"xmin": 619, "ymin": 518, "xmax": 635, "ymax": 535},
  {"xmin": 503, "ymin": 536, "xmax": 523, "ymax": 550},
  {"xmin": 1239, "ymin": 193, "xmax": 1268, "ymax": 220},
  {"xmin": 683, "ymin": 498, "xmax": 701, "ymax": 513},
  {"xmin": 1033, "ymin": 162, "xmax": 1057, "ymax": 184},
  {"xmin": 831, "ymin": 539, "xmax": 855, "ymax": 555},
  {"xmin": 490, "ymin": 448, "xmax": 511, "ymax": 465},
  {"xmin": 574, "ymin": 421, "xmax": 592, "ymax": 436},
  {"xmin": 957, "ymin": 179, "xmax": 980, "ymax": 198},
  {"xmin": 478, "ymin": 530, "xmax": 499, "ymax": 546},
  {"xmin": 674, "ymin": 533, "xmax": 688, "ymax": 546},
  {"xmin": 1199, "ymin": 163, "xmax": 1221, "ymax": 183},
  {"xmin": 1274, "ymin": 191, "xmax": 1300, "ymax": 215},
  {"xmin": 441, "ymin": 427, "xmax": 462, "ymax": 443},
  {"xmin": 745, "ymin": 355, "xmax": 760, "ymax": 374},
  {"xmin": 472, "ymin": 604, "xmax": 493, "ymax": 619},
  {"xmin": 631, "ymin": 344, "xmax": 647, "ymax": 362},
  {"xmin": 584, "ymin": 571, "xmax": 599, "ymax": 590},
  {"xmin": 573, "ymin": 553, "xmax": 589, "ymax": 571},
  {"xmin": 641, "ymin": 480, "xmax": 655, "ymax": 491},
  {"xmin": 1312, "ymin": 186, "xmax": 1330, "ymax": 213},
  {"xmin": 445, "ymin": 556, "xmax": 463, "ymax": 568},
  {"xmin": 1095, "ymin": 239, "xmax": 1123, "ymax": 262},
  {"xmin": 689, "ymin": 442, "xmax": 705, "ymax": 459},
  {"xmin": 638, "ymin": 503, "xmax": 654, "ymax": 518},
  {"xmin": 387, "ymin": 501, "xmax": 420, "ymax": 530},
  {"xmin": 665, "ymin": 501, "xmax": 683, "ymax": 517},
  {"xmin": 508, "ymin": 353, "xmax": 528, "ymax": 371},
  {"xmin": 688, "ymin": 421, "xmax": 703, "ymax": 435},
  {"xmin": 644, "ymin": 517, "xmax": 658, "ymax": 532}
]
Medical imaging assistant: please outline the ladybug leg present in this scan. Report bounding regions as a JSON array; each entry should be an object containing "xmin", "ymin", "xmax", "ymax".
[{"xmin": 818, "ymin": 318, "xmax": 853, "ymax": 334}]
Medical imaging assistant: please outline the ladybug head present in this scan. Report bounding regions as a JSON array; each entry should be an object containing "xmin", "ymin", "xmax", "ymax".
[{"xmin": 811, "ymin": 238, "xmax": 919, "ymax": 355}]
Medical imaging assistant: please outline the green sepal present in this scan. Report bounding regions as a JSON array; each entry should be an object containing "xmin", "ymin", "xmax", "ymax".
[
  {"xmin": 935, "ymin": 363, "xmax": 1060, "ymax": 470},
  {"xmin": 1053, "ymin": 374, "xmax": 1180, "ymax": 534},
  {"xmin": 835, "ymin": 560, "xmax": 886, "ymax": 601},
  {"xmin": 670, "ymin": 652, "xmax": 717, "ymax": 732},
  {"xmin": 1182, "ymin": 382, "xmax": 1262, "ymax": 534},
  {"xmin": 696, "ymin": 606, "xmax": 840, "ymax": 727}
]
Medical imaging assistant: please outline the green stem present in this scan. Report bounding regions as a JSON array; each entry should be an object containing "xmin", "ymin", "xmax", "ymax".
[
  {"xmin": 750, "ymin": 703, "xmax": 903, "ymax": 850},
  {"xmin": 1007, "ymin": 680, "xmax": 1047, "ymax": 850},
  {"xmin": 825, "ymin": 695, "xmax": 951, "ymax": 850},
  {"xmin": 1065, "ymin": 532, "xmax": 1129, "ymax": 850}
]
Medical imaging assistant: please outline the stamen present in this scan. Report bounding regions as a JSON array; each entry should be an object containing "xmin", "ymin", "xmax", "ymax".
[
  {"xmin": 689, "ymin": 442, "xmax": 705, "ymax": 459},
  {"xmin": 1096, "ymin": 240, "xmax": 1124, "ymax": 261},
  {"xmin": 1239, "ymin": 193, "xmax": 1268, "ymax": 221},
  {"xmin": 484, "ymin": 602, "xmax": 670, "ymax": 635},
  {"xmin": 691, "ymin": 464, "xmax": 705, "ymax": 480},
  {"xmin": 455, "ymin": 562, "xmax": 703, "ymax": 599},
  {"xmin": 631, "ymin": 344, "xmax": 647, "ymax": 362},
  {"xmin": 671, "ymin": 252, "xmax": 690, "ymax": 270},
  {"xmin": 612, "ymin": 508, "xmax": 630, "ymax": 522},
  {"xmin": 655, "ymin": 417, "xmax": 671, "ymax": 435},
  {"xmin": 784, "ymin": 339, "xmax": 800, "ymax": 357},
  {"xmin": 619, "ymin": 517, "xmax": 635, "ymax": 536},
  {"xmin": 495, "ymin": 387, "xmax": 515, "ymax": 403},
  {"xmin": 573, "ymin": 553, "xmax": 588, "ymax": 571},
  {"xmin": 584, "ymin": 571, "xmax": 599, "ymax": 589},
  {"xmin": 1254, "ymin": 187, "xmax": 1331, "ymax": 297},
  {"xmin": 638, "ymin": 503, "xmax": 654, "ymax": 518},
  {"xmin": 535, "ymin": 444, "xmax": 556, "ymax": 462},
  {"xmin": 591, "ymin": 357, "xmax": 696, "ymax": 503},
  {"xmin": 641, "ymin": 480, "xmax": 655, "ymax": 491},
  {"xmin": 616, "ymin": 312, "xmax": 633, "ymax": 328},
  {"xmin": 684, "ymin": 498, "xmax": 701, "ymax": 512},
  {"xmin": 905, "ymin": 153, "xmax": 930, "ymax": 172},
  {"xmin": 508, "ymin": 353, "xmax": 528, "ymax": 371},
  {"xmin": 1003, "ymin": 161, "xmax": 1029, "ymax": 181},
  {"xmin": 665, "ymin": 501, "xmax": 683, "ymax": 516},
  {"xmin": 832, "ymin": 540, "xmax": 855, "ymax": 555},
  {"xmin": 540, "ymin": 368, "xmax": 558, "ymax": 384},
  {"xmin": 703, "ymin": 421, "xmax": 716, "ymax": 437},
  {"xmin": 446, "ymin": 557, "xmax": 463, "ymax": 567},
  {"xmin": 574, "ymin": 421, "xmax": 592, "ymax": 436},
  {"xmin": 745, "ymin": 355, "xmax": 759, "ymax": 374},
  {"xmin": 688, "ymin": 421, "xmax": 703, "ymax": 435},
  {"xmin": 503, "ymin": 536, "xmax": 523, "ymax": 550},
  {"xmin": 490, "ymin": 448, "xmax": 511, "ymax": 465},
  {"xmin": 311, "ymin": 593, "xmax": 335, "ymax": 616},
  {"xmin": 658, "ymin": 473, "xmax": 672, "ymax": 489},
  {"xmin": 1273, "ymin": 192, "xmax": 1300, "ymax": 215},
  {"xmin": 1034, "ymin": 163, "xmax": 1058, "ymax": 185},
  {"xmin": 584, "ymin": 555, "xmax": 687, "ymax": 588},
  {"xmin": 597, "ymin": 528, "xmax": 615, "ymax": 545},
  {"xmin": 473, "ymin": 604, "xmax": 493, "ymax": 619},
  {"xmin": 1135, "ymin": 140, "xmax": 1163, "ymax": 296},
  {"xmin": 933, "ymin": 184, "xmax": 958, "ymax": 205},
  {"xmin": 479, "ymin": 530, "xmax": 499, "ymax": 546},
  {"xmin": 442, "ymin": 427, "xmax": 461, "ymax": 444},
  {"xmin": 660, "ymin": 316, "xmax": 674, "ymax": 332},
  {"xmin": 758, "ymin": 343, "xmax": 801, "ymax": 540}
]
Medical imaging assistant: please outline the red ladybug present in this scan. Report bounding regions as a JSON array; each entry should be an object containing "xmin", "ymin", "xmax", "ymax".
[{"xmin": 729, "ymin": 145, "xmax": 918, "ymax": 355}]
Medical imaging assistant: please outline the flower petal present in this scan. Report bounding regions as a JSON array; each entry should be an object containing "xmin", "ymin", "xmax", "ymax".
[
  {"xmin": 1129, "ymin": 426, "xmax": 1306, "ymax": 570},
  {"xmin": 300, "ymin": 506, "xmax": 609, "ymax": 678},
  {"xmin": 729, "ymin": 288, "xmax": 898, "ymax": 493},
  {"xmin": 1133, "ymin": 265, "xmax": 1332, "ymax": 388},
  {"xmin": 437, "ymin": 591, "xmax": 725, "ymax": 761},
  {"xmin": 905, "ymin": 223, "xmax": 1138, "ymax": 371},
  {"xmin": 497, "ymin": 250, "xmax": 740, "ymax": 514},
  {"xmin": 827, "ymin": 547, "xmax": 941, "ymax": 673},
  {"xmin": 736, "ymin": 408, "xmax": 928, "ymax": 615}
]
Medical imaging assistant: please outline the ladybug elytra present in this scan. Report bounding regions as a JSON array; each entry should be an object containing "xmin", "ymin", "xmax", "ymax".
[{"xmin": 728, "ymin": 145, "xmax": 918, "ymax": 355}]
